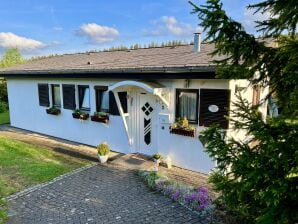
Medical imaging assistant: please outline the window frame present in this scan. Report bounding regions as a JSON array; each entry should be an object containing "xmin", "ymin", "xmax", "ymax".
[
  {"xmin": 78, "ymin": 85, "xmax": 90, "ymax": 111},
  {"xmin": 94, "ymin": 86, "xmax": 109, "ymax": 113},
  {"xmin": 51, "ymin": 84, "xmax": 61, "ymax": 108},
  {"xmin": 175, "ymin": 89, "xmax": 199, "ymax": 124}
]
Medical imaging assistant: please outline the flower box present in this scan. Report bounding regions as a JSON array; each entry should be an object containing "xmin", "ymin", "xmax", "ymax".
[
  {"xmin": 170, "ymin": 127, "xmax": 196, "ymax": 137},
  {"xmin": 91, "ymin": 115, "xmax": 109, "ymax": 124},
  {"xmin": 46, "ymin": 108, "xmax": 61, "ymax": 115},
  {"xmin": 72, "ymin": 113, "xmax": 89, "ymax": 120}
]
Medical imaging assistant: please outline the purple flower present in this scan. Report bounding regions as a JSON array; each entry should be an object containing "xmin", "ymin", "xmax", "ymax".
[
  {"xmin": 171, "ymin": 189, "xmax": 182, "ymax": 201},
  {"xmin": 183, "ymin": 187, "xmax": 211, "ymax": 211}
]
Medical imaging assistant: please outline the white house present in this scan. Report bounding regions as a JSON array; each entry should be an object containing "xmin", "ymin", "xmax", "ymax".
[{"xmin": 0, "ymin": 35, "xmax": 268, "ymax": 173}]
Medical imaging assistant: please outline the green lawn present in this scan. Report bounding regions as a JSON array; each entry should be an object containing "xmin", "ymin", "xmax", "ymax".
[
  {"xmin": 0, "ymin": 137, "xmax": 91, "ymax": 223},
  {"xmin": 0, "ymin": 112, "xmax": 9, "ymax": 125}
]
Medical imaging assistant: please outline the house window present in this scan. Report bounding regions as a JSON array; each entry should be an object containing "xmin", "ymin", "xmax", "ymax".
[
  {"xmin": 199, "ymin": 89, "xmax": 230, "ymax": 129},
  {"xmin": 175, "ymin": 89, "xmax": 199, "ymax": 124},
  {"xmin": 78, "ymin": 85, "xmax": 90, "ymax": 110},
  {"xmin": 38, "ymin": 83, "xmax": 49, "ymax": 107},
  {"xmin": 95, "ymin": 89, "xmax": 109, "ymax": 112},
  {"xmin": 51, "ymin": 84, "xmax": 61, "ymax": 107}
]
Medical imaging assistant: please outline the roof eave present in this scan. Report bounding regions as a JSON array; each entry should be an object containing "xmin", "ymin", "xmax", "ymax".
[{"xmin": 0, "ymin": 66, "xmax": 217, "ymax": 79}]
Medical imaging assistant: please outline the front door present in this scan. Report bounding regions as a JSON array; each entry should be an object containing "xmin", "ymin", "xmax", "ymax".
[{"xmin": 129, "ymin": 90, "xmax": 156, "ymax": 154}]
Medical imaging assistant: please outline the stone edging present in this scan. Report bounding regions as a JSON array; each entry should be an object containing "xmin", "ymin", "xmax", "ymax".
[{"xmin": 6, "ymin": 163, "xmax": 97, "ymax": 201}]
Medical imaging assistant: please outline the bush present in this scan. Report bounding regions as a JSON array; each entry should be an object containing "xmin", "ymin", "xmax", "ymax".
[
  {"xmin": 97, "ymin": 142, "xmax": 110, "ymax": 156},
  {"xmin": 0, "ymin": 101, "xmax": 8, "ymax": 113}
]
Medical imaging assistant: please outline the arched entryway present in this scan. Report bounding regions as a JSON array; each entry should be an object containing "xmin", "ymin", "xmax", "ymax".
[{"xmin": 109, "ymin": 81, "xmax": 166, "ymax": 154}]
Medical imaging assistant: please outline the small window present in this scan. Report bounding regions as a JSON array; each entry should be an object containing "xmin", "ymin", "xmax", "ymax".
[
  {"xmin": 95, "ymin": 89, "xmax": 109, "ymax": 113},
  {"xmin": 78, "ymin": 85, "xmax": 90, "ymax": 110},
  {"xmin": 51, "ymin": 84, "xmax": 61, "ymax": 107},
  {"xmin": 175, "ymin": 89, "xmax": 199, "ymax": 124},
  {"xmin": 38, "ymin": 84, "xmax": 49, "ymax": 107}
]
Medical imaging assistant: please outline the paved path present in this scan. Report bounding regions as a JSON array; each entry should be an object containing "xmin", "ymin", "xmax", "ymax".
[{"xmin": 8, "ymin": 164, "xmax": 209, "ymax": 224}]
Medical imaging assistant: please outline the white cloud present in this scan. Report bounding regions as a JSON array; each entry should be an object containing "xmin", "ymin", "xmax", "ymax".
[
  {"xmin": 0, "ymin": 32, "xmax": 46, "ymax": 50},
  {"xmin": 144, "ymin": 16, "xmax": 200, "ymax": 37},
  {"xmin": 77, "ymin": 23, "xmax": 119, "ymax": 44}
]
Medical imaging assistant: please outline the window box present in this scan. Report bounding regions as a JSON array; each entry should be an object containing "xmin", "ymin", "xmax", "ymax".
[
  {"xmin": 72, "ymin": 110, "xmax": 89, "ymax": 120},
  {"xmin": 170, "ymin": 127, "xmax": 196, "ymax": 137},
  {"xmin": 91, "ymin": 112, "xmax": 109, "ymax": 124},
  {"xmin": 46, "ymin": 107, "xmax": 61, "ymax": 115},
  {"xmin": 170, "ymin": 117, "xmax": 196, "ymax": 138}
]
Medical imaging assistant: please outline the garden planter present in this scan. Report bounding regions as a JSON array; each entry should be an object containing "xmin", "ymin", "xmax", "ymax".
[
  {"xmin": 72, "ymin": 113, "xmax": 89, "ymax": 120},
  {"xmin": 91, "ymin": 115, "xmax": 109, "ymax": 124},
  {"xmin": 97, "ymin": 154, "xmax": 109, "ymax": 163},
  {"xmin": 170, "ymin": 127, "xmax": 196, "ymax": 137},
  {"xmin": 46, "ymin": 108, "xmax": 61, "ymax": 115}
]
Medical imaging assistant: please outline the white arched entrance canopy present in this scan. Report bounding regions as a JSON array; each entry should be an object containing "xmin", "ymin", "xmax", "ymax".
[
  {"xmin": 108, "ymin": 80, "xmax": 170, "ymax": 149},
  {"xmin": 108, "ymin": 80, "xmax": 169, "ymax": 107}
]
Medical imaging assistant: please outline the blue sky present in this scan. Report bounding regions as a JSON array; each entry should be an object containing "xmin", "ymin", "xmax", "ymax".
[{"xmin": 0, "ymin": 0, "xmax": 263, "ymax": 57}]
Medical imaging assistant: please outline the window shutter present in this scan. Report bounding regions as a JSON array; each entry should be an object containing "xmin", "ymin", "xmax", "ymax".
[
  {"xmin": 38, "ymin": 84, "xmax": 49, "ymax": 107},
  {"xmin": 109, "ymin": 91, "xmax": 120, "ymax": 115},
  {"xmin": 199, "ymin": 89, "xmax": 230, "ymax": 129},
  {"xmin": 62, "ymin": 84, "xmax": 76, "ymax": 110},
  {"xmin": 118, "ymin": 92, "xmax": 128, "ymax": 113}
]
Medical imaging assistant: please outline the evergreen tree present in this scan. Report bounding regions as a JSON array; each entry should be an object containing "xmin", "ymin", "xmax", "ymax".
[{"xmin": 190, "ymin": 0, "xmax": 298, "ymax": 223}]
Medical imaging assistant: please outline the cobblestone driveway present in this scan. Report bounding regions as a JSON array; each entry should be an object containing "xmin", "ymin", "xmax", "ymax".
[{"xmin": 8, "ymin": 164, "xmax": 208, "ymax": 224}]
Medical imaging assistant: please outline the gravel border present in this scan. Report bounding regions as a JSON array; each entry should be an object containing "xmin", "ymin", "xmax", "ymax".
[{"xmin": 5, "ymin": 163, "xmax": 97, "ymax": 201}]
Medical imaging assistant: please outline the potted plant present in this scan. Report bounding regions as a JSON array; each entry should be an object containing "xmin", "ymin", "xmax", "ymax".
[
  {"xmin": 97, "ymin": 142, "xmax": 110, "ymax": 163},
  {"xmin": 46, "ymin": 107, "xmax": 61, "ymax": 115},
  {"xmin": 72, "ymin": 109, "xmax": 89, "ymax": 120},
  {"xmin": 91, "ymin": 112, "xmax": 109, "ymax": 124},
  {"xmin": 152, "ymin": 153, "xmax": 163, "ymax": 164},
  {"xmin": 170, "ymin": 117, "xmax": 196, "ymax": 137}
]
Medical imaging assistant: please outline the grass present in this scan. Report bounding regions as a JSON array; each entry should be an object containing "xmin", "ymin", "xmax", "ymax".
[
  {"xmin": 0, "ymin": 112, "xmax": 9, "ymax": 125},
  {"xmin": 0, "ymin": 137, "xmax": 91, "ymax": 223}
]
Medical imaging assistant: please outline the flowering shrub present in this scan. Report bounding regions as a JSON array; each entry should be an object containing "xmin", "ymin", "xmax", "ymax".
[{"xmin": 138, "ymin": 170, "xmax": 214, "ymax": 216}]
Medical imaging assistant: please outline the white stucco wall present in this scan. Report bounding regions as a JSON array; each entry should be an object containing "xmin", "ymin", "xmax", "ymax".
[
  {"xmin": 7, "ymin": 78, "xmax": 132, "ymax": 154},
  {"xmin": 227, "ymin": 80, "xmax": 269, "ymax": 142},
  {"xmin": 6, "ymin": 78, "xmax": 259, "ymax": 174}
]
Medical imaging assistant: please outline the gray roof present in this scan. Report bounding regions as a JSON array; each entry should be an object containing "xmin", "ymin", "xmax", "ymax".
[{"xmin": 0, "ymin": 43, "xmax": 223, "ymax": 75}]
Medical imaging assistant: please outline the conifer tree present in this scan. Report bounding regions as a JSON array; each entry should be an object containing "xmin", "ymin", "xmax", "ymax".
[{"xmin": 190, "ymin": 0, "xmax": 298, "ymax": 223}]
